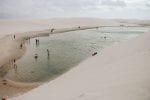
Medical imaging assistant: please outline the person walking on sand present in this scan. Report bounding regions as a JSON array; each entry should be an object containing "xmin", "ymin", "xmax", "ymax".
[
  {"xmin": 14, "ymin": 59, "xmax": 16, "ymax": 63},
  {"xmin": 20, "ymin": 43, "xmax": 23, "ymax": 49},
  {"xmin": 14, "ymin": 35, "xmax": 15, "ymax": 39}
]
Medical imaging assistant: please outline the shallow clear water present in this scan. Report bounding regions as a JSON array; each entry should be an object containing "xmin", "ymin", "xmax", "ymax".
[{"xmin": 6, "ymin": 27, "xmax": 149, "ymax": 83}]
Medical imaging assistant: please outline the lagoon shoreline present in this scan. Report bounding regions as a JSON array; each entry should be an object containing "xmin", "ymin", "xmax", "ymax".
[
  {"xmin": 0, "ymin": 26, "xmax": 102, "ymax": 98},
  {"xmin": 12, "ymin": 31, "xmax": 150, "ymax": 100},
  {"xmin": 0, "ymin": 18, "xmax": 149, "ymax": 99}
]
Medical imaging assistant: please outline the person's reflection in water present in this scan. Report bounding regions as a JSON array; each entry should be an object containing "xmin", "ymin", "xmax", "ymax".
[
  {"xmin": 26, "ymin": 37, "xmax": 30, "ymax": 45},
  {"xmin": 37, "ymin": 39, "xmax": 39, "ymax": 46},
  {"xmin": 14, "ymin": 63, "xmax": 18, "ymax": 73},
  {"xmin": 47, "ymin": 54, "xmax": 50, "ymax": 60},
  {"xmin": 47, "ymin": 49, "xmax": 50, "ymax": 60},
  {"xmin": 28, "ymin": 37, "xmax": 30, "ymax": 44}
]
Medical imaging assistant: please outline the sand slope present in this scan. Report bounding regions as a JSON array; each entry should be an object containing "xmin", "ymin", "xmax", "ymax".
[
  {"xmin": 0, "ymin": 18, "xmax": 141, "ymax": 37},
  {"xmin": 0, "ymin": 18, "xmax": 149, "ymax": 99},
  {"xmin": 11, "ymin": 30, "xmax": 150, "ymax": 100},
  {"xmin": 0, "ymin": 20, "xmax": 101, "ymax": 98}
]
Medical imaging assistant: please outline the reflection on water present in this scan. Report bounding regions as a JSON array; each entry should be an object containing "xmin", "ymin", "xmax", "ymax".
[{"xmin": 5, "ymin": 27, "xmax": 149, "ymax": 83}]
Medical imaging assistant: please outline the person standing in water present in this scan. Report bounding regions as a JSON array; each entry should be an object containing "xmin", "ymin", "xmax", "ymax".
[
  {"xmin": 34, "ymin": 54, "xmax": 38, "ymax": 61},
  {"xmin": 51, "ymin": 28, "xmax": 55, "ymax": 33},
  {"xmin": 36, "ymin": 39, "xmax": 38, "ymax": 45},
  {"xmin": 104, "ymin": 36, "xmax": 106, "ymax": 40},
  {"xmin": 47, "ymin": 49, "xmax": 50, "ymax": 59},
  {"xmin": 35, "ymin": 39, "xmax": 38, "ymax": 47},
  {"xmin": 35, "ymin": 38, "xmax": 40, "ymax": 47}
]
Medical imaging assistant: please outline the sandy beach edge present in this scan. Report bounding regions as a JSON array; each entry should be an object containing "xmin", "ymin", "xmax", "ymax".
[
  {"xmin": 0, "ymin": 18, "xmax": 149, "ymax": 99},
  {"xmin": 0, "ymin": 26, "xmax": 100, "ymax": 86},
  {"xmin": 0, "ymin": 26, "xmax": 99, "ymax": 67},
  {"xmin": 10, "ymin": 30, "xmax": 150, "ymax": 100}
]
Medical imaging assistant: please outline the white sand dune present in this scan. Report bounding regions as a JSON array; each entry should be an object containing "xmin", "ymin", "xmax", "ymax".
[
  {"xmin": 11, "ymin": 30, "xmax": 150, "ymax": 100},
  {"xmin": 0, "ymin": 26, "xmax": 98, "ymax": 68},
  {"xmin": 0, "ymin": 18, "xmax": 142, "ymax": 37},
  {"xmin": 0, "ymin": 18, "xmax": 149, "ymax": 99},
  {"xmin": 0, "ymin": 18, "xmax": 106, "ymax": 98}
]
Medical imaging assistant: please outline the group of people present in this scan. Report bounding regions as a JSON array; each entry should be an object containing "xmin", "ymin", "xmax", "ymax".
[
  {"xmin": 13, "ymin": 59, "xmax": 17, "ymax": 71},
  {"xmin": 13, "ymin": 35, "xmax": 24, "ymax": 49},
  {"xmin": 100, "ymin": 36, "xmax": 107, "ymax": 40},
  {"xmin": 13, "ymin": 27, "xmax": 55, "ymax": 60},
  {"xmin": 34, "ymin": 49, "xmax": 50, "ymax": 61}
]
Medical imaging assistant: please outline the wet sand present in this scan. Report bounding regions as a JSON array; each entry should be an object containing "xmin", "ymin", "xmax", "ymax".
[
  {"xmin": 0, "ymin": 18, "xmax": 149, "ymax": 99},
  {"xmin": 0, "ymin": 26, "xmax": 101, "ymax": 98},
  {"xmin": 12, "ymin": 31, "xmax": 150, "ymax": 100}
]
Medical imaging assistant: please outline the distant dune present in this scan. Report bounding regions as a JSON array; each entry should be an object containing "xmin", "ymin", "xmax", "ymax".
[{"xmin": 0, "ymin": 18, "xmax": 146, "ymax": 37}]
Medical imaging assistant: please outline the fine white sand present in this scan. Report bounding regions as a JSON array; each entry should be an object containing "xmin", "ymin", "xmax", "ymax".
[
  {"xmin": 11, "ymin": 31, "xmax": 150, "ymax": 100},
  {"xmin": 0, "ymin": 18, "xmax": 143, "ymax": 37},
  {"xmin": 0, "ymin": 18, "xmax": 110, "ymax": 98},
  {"xmin": 0, "ymin": 18, "xmax": 149, "ymax": 99},
  {"xmin": 0, "ymin": 26, "xmax": 100, "ymax": 97}
]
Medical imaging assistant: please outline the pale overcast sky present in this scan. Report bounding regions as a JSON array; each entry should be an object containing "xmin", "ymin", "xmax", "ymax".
[{"xmin": 0, "ymin": 0, "xmax": 150, "ymax": 19}]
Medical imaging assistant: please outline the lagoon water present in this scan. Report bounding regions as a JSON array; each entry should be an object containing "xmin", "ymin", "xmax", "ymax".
[{"xmin": 6, "ymin": 27, "xmax": 149, "ymax": 83}]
